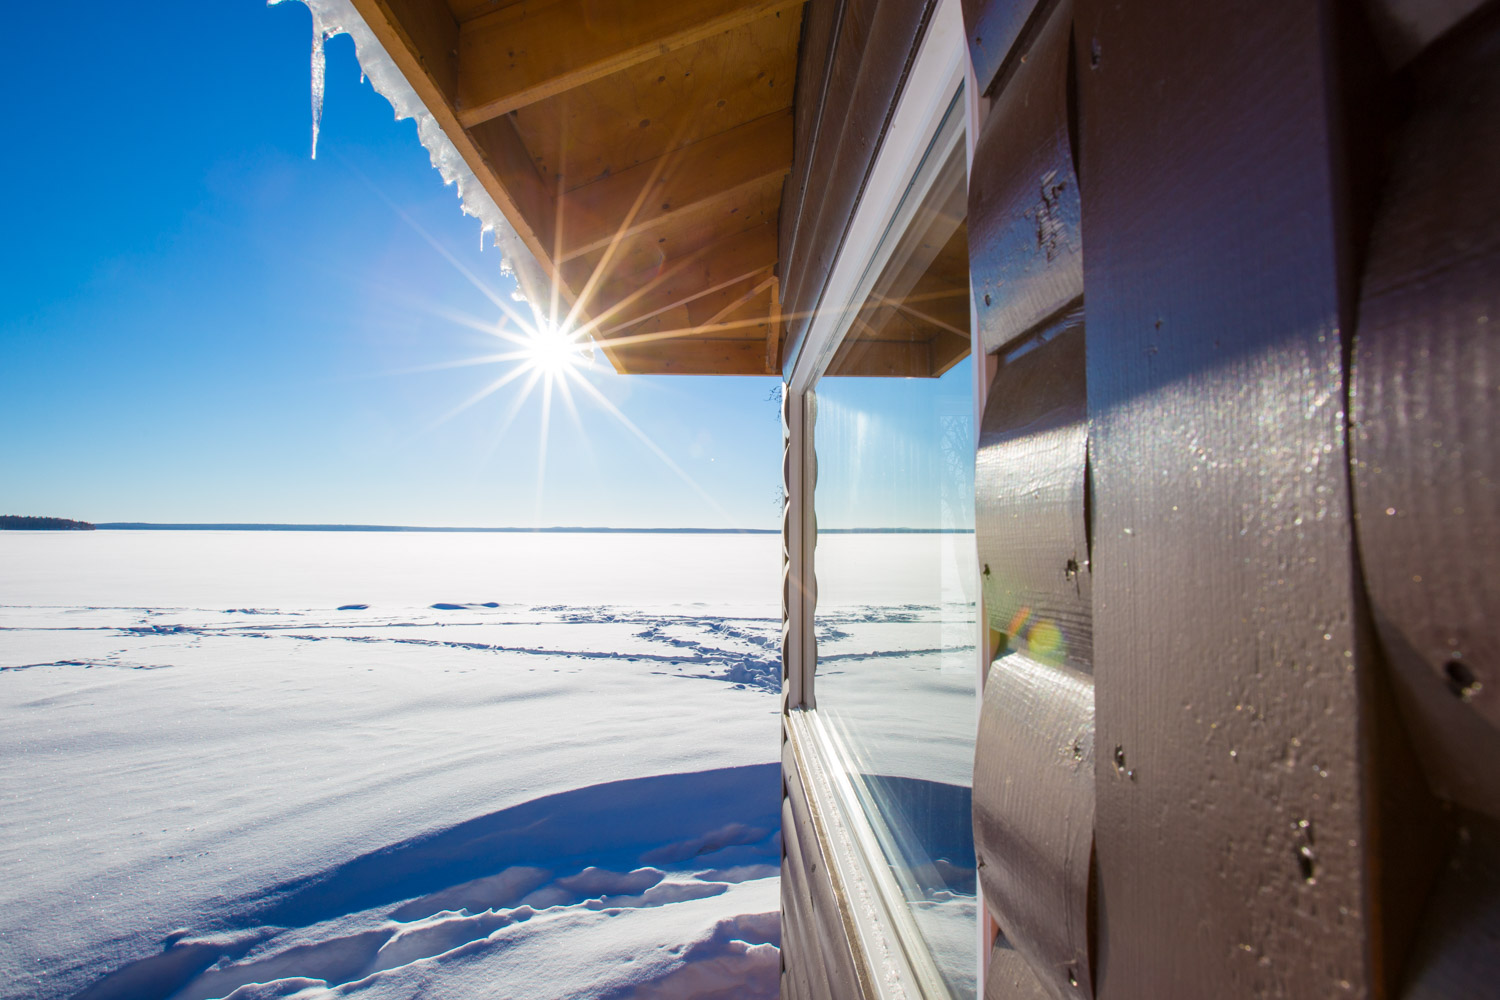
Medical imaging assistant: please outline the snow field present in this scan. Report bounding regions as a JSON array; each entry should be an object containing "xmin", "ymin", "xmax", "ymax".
[{"xmin": 0, "ymin": 532, "xmax": 785, "ymax": 999}]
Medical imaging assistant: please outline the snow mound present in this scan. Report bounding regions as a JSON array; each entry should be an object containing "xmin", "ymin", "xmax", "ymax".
[{"xmin": 72, "ymin": 768, "xmax": 781, "ymax": 1000}]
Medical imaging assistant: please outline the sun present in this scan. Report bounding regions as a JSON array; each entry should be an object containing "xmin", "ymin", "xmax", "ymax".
[{"xmin": 519, "ymin": 321, "xmax": 591, "ymax": 376}]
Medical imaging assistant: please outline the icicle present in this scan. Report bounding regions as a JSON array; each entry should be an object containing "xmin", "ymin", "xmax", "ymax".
[
  {"xmin": 268, "ymin": 0, "xmax": 327, "ymax": 160},
  {"xmin": 309, "ymin": 9, "xmax": 327, "ymax": 159}
]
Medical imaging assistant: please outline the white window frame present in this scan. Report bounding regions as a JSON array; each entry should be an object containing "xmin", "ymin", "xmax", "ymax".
[{"xmin": 780, "ymin": 0, "xmax": 982, "ymax": 996}]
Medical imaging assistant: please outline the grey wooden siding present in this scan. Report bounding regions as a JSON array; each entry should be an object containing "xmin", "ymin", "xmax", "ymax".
[
  {"xmin": 968, "ymin": 4, "xmax": 1095, "ymax": 999},
  {"xmin": 961, "ymin": 0, "xmax": 1500, "ymax": 996},
  {"xmin": 1348, "ymin": 6, "xmax": 1500, "ymax": 995},
  {"xmin": 960, "ymin": 0, "xmax": 1052, "ymax": 98}
]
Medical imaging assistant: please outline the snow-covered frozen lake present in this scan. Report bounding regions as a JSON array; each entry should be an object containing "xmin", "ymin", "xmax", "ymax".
[{"xmin": 0, "ymin": 530, "xmax": 787, "ymax": 1000}]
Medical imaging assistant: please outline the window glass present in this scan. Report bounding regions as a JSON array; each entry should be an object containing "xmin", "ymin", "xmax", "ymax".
[{"xmin": 811, "ymin": 124, "xmax": 976, "ymax": 998}]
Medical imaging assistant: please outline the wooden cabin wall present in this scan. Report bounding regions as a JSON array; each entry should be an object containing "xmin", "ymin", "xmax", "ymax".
[
  {"xmin": 961, "ymin": 1, "xmax": 1500, "ymax": 998},
  {"xmin": 776, "ymin": 0, "xmax": 939, "ymax": 370}
]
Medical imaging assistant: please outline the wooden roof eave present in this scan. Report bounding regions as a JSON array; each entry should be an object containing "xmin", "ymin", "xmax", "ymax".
[{"xmin": 344, "ymin": 0, "xmax": 808, "ymax": 376}]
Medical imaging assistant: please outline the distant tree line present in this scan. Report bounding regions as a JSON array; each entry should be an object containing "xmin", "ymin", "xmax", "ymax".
[{"xmin": 0, "ymin": 515, "xmax": 95, "ymax": 530}]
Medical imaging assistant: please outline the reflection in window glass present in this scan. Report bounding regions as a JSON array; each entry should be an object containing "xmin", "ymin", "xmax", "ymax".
[
  {"xmin": 811, "ymin": 115, "xmax": 975, "ymax": 993},
  {"xmin": 814, "ymin": 361, "xmax": 977, "ymax": 998}
]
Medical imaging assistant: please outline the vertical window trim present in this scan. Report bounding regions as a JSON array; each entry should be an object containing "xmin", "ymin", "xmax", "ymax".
[{"xmin": 780, "ymin": 1, "xmax": 976, "ymax": 996}]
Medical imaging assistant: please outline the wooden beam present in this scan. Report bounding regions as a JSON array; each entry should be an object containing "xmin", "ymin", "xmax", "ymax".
[
  {"xmin": 467, "ymin": 113, "xmax": 558, "ymax": 251},
  {"xmin": 585, "ymin": 223, "xmax": 778, "ymax": 335},
  {"xmin": 609, "ymin": 338, "xmax": 772, "ymax": 375},
  {"xmin": 366, "ymin": 0, "xmax": 460, "ymax": 99},
  {"xmin": 456, "ymin": 0, "xmax": 806, "ymax": 127},
  {"xmin": 825, "ymin": 339, "xmax": 931, "ymax": 378},
  {"xmin": 766, "ymin": 276, "xmax": 782, "ymax": 374},
  {"xmin": 558, "ymin": 111, "xmax": 792, "ymax": 261},
  {"xmin": 929, "ymin": 329, "xmax": 970, "ymax": 377},
  {"xmin": 589, "ymin": 271, "xmax": 772, "ymax": 362},
  {"xmin": 702, "ymin": 273, "xmax": 777, "ymax": 327}
]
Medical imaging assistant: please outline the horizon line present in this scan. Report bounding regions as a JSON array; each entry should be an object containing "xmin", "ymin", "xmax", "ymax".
[{"xmin": 89, "ymin": 522, "xmax": 974, "ymax": 535}]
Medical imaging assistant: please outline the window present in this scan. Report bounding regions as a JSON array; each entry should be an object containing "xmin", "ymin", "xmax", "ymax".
[{"xmin": 800, "ymin": 89, "xmax": 978, "ymax": 999}]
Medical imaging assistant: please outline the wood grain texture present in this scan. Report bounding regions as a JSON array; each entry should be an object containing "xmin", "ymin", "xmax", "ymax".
[
  {"xmin": 560, "ymin": 182, "xmax": 782, "ymax": 297},
  {"xmin": 975, "ymin": 312, "xmax": 1089, "ymax": 671},
  {"xmin": 960, "ymin": 0, "xmax": 1050, "ymax": 97},
  {"xmin": 557, "ymin": 110, "xmax": 792, "ymax": 261},
  {"xmin": 466, "ymin": 111, "xmax": 559, "ymax": 250},
  {"xmin": 604, "ymin": 337, "xmax": 770, "ymax": 375},
  {"xmin": 589, "ymin": 223, "xmax": 778, "ymax": 335},
  {"xmin": 512, "ymin": 11, "xmax": 800, "ymax": 192},
  {"xmin": 378, "ymin": 0, "xmax": 462, "ymax": 99},
  {"xmin": 973, "ymin": 654, "xmax": 1095, "ymax": 1000},
  {"xmin": 455, "ymin": 0, "xmax": 804, "ymax": 125},
  {"xmin": 1075, "ymin": 0, "xmax": 1373, "ymax": 995},
  {"xmin": 1350, "ymin": 12, "xmax": 1500, "ymax": 821},
  {"xmin": 779, "ymin": 0, "xmax": 938, "ymax": 362},
  {"xmin": 444, "ymin": 0, "xmax": 509, "ymax": 23},
  {"xmin": 968, "ymin": 0, "xmax": 1080, "ymax": 358}
]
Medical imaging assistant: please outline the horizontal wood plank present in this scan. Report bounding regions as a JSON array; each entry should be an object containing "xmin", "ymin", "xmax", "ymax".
[
  {"xmin": 967, "ymin": 0, "xmax": 1080, "ymax": 356},
  {"xmin": 559, "ymin": 111, "xmax": 792, "ymax": 261},
  {"xmin": 585, "ymin": 223, "xmax": 779, "ymax": 334},
  {"xmin": 824, "ymin": 338, "xmax": 930, "ymax": 377},
  {"xmin": 608, "ymin": 337, "xmax": 771, "ymax": 374},
  {"xmin": 457, "ymin": 0, "xmax": 805, "ymax": 126},
  {"xmin": 512, "ymin": 12, "xmax": 800, "ymax": 191}
]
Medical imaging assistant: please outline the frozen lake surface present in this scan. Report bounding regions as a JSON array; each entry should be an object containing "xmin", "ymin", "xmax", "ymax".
[{"xmin": 0, "ymin": 530, "xmax": 786, "ymax": 1000}]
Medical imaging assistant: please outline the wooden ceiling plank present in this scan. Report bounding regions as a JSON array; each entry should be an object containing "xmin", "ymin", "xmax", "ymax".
[
  {"xmin": 591, "ymin": 272, "xmax": 771, "ymax": 353},
  {"xmin": 583, "ymin": 222, "xmax": 778, "ymax": 336},
  {"xmin": 877, "ymin": 294, "xmax": 969, "ymax": 339},
  {"xmin": 606, "ymin": 310, "xmax": 776, "ymax": 348},
  {"xmin": 512, "ymin": 12, "xmax": 800, "ymax": 191},
  {"xmin": 445, "ymin": 0, "xmax": 504, "ymax": 23},
  {"xmin": 558, "ymin": 180, "xmax": 783, "ymax": 294},
  {"xmin": 558, "ymin": 110, "xmax": 792, "ymax": 261},
  {"xmin": 456, "ymin": 0, "xmax": 805, "ymax": 128},
  {"xmin": 608, "ymin": 338, "xmax": 771, "ymax": 375},
  {"xmin": 826, "ymin": 339, "xmax": 932, "ymax": 378}
]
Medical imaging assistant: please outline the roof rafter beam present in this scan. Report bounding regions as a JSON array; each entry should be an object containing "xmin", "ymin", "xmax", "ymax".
[{"xmin": 455, "ymin": 0, "xmax": 805, "ymax": 128}]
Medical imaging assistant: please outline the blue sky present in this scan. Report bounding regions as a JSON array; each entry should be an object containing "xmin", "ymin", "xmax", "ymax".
[{"xmin": 0, "ymin": 2, "xmax": 786, "ymax": 529}]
